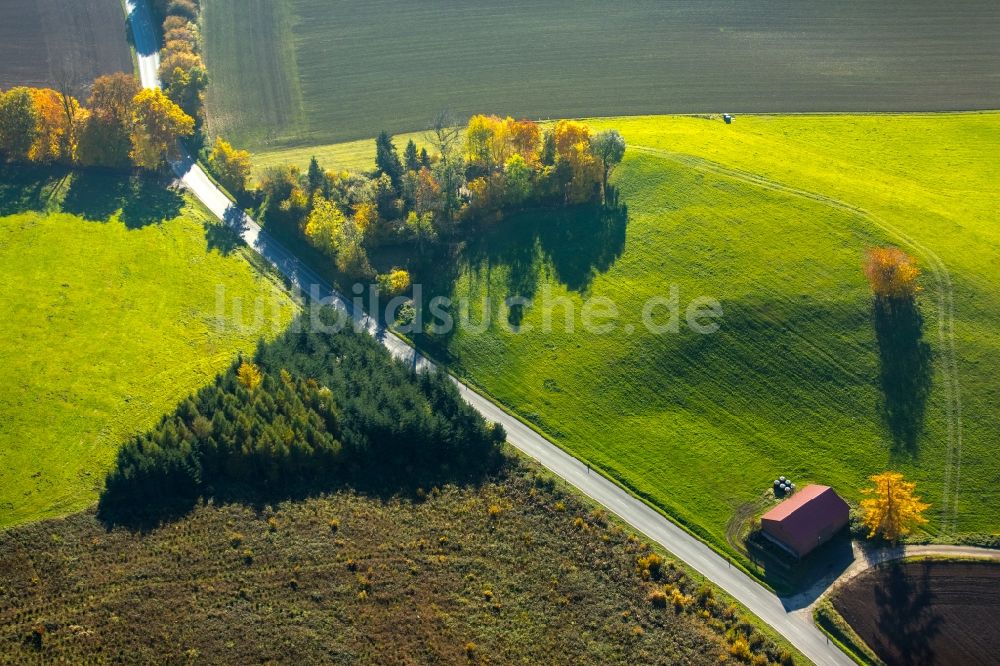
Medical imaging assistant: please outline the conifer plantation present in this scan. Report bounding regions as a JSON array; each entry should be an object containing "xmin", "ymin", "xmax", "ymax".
[{"xmin": 100, "ymin": 306, "xmax": 506, "ymax": 523}]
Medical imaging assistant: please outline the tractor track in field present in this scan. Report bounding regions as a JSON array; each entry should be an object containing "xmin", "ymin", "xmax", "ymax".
[{"xmin": 633, "ymin": 145, "xmax": 964, "ymax": 533}]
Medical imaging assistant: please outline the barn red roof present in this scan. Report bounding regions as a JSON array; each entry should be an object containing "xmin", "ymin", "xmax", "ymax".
[{"xmin": 760, "ymin": 485, "xmax": 849, "ymax": 557}]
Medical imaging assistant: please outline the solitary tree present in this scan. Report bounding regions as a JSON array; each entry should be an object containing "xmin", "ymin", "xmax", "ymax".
[
  {"xmin": 591, "ymin": 129, "xmax": 626, "ymax": 195},
  {"xmin": 860, "ymin": 471, "xmax": 929, "ymax": 541},
  {"xmin": 864, "ymin": 247, "xmax": 921, "ymax": 301},
  {"xmin": 375, "ymin": 130, "xmax": 404, "ymax": 191}
]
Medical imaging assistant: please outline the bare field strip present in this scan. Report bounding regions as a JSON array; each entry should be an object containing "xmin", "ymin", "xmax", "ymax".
[
  {"xmin": 832, "ymin": 560, "xmax": 1000, "ymax": 665},
  {"xmin": 203, "ymin": 0, "xmax": 1000, "ymax": 151},
  {"xmin": 0, "ymin": 0, "xmax": 133, "ymax": 97}
]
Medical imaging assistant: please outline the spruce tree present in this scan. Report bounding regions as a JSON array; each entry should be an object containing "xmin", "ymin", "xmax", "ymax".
[
  {"xmin": 403, "ymin": 139, "xmax": 420, "ymax": 171},
  {"xmin": 375, "ymin": 131, "xmax": 404, "ymax": 191}
]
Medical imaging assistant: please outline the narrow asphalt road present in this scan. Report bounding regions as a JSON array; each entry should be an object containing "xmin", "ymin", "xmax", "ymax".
[{"xmin": 124, "ymin": 2, "xmax": 854, "ymax": 663}]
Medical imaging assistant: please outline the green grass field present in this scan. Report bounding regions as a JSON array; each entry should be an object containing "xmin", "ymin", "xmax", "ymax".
[
  {"xmin": 0, "ymin": 168, "xmax": 296, "ymax": 528},
  {"xmin": 274, "ymin": 113, "xmax": 1000, "ymax": 561},
  {"xmin": 201, "ymin": 0, "xmax": 1000, "ymax": 152}
]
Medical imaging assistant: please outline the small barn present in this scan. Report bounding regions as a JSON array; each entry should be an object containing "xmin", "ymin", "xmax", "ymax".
[{"xmin": 760, "ymin": 485, "xmax": 849, "ymax": 558}]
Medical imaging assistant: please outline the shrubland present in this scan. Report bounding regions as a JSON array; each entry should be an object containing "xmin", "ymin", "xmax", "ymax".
[{"xmin": 2, "ymin": 462, "xmax": 796, "ymax": 665}]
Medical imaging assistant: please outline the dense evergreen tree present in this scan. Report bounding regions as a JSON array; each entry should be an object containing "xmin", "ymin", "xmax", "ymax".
[
  {"xmin": 307, "ymin": 156, "xmax": 324, "ymax": 193},
  {"xmin": 375, "ymin": 130, "xmax": 404, "ymax": 191},
  {"xmin": 403, "ymin": 139, "xmax": 420, "ymax": 171}
]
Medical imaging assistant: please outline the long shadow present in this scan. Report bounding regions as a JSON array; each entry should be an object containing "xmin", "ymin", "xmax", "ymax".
[
  {"xmin": 0, "ymin": 164, "xmax": 70, "ymax": 215},
  {"xmin": 203, "ymin": 207, "xmax": 247, "ymax": 255},
  {"xmin": 59, "ymin": 169, "xmax": 185, "ymax": 228},
  {"xmin": 61, "ymin": 169, "xmax": 132, "ymax": 221},
  {"xmin": 404, "ymin": 192, "xmax": 628, "ymax": 354},
  {"xmin": 120, "ymin": 177, "xmax": 185, "ymax": 228},
  {"xmin": 872, "ymin": 562, "xmax": 942, "ymax": 665},
  {"xmin": 538, "ymin": 187, "xmax": 629, "ymax": 292},
  {"xmin": 872, "ymin": 296, "xmax": 932, "ymax": 454}
]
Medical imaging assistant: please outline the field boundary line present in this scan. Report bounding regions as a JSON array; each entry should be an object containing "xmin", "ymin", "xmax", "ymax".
[{"xmin": 631, "ymin": 145, "xmax": 964, "ymax": 533}]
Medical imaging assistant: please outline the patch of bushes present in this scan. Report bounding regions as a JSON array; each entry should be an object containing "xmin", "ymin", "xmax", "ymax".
[{"xmin": 256, "ymin": 119, "xmax": 626, "ymax": 290}]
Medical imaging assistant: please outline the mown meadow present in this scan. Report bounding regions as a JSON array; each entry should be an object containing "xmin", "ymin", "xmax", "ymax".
[
  {"xmin": 0, "ymin": 167, "xmax": 296, "ymax": 528},
  {"xmin": 259, "ymin": 113, "xmax": 1000, "ymax": 564}
]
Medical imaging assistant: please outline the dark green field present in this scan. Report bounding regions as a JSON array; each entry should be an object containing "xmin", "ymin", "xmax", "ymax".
[
  {"xmin": 202, "ymin": 0, "xmax": 1000, "ymax": 150},
  {"xmin": 0, "ymin": 0, "xmax": 132, "ymax": 97}
]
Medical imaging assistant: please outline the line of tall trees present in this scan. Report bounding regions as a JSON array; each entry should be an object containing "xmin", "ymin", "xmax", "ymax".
[
  {"xmin": 99, "ymin": 306, "xmax": 507, "ymax": 518},
  {"xmin": 252, "ymin": 115, "xmax": 626, "ymax": 288},
  {"xmin": 150, "ymin": 0, "xmax": 208, "ymax": 123},
  {"xmin": 0, "ymin": 73, "xmax": 194, "ymax": 170}
]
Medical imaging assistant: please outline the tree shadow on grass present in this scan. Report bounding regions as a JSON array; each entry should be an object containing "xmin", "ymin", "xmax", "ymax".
[
  {"xmin": 61, "ymin": 169, "xmax": 131, "ymax": 221},
  {"xmin": 203, "ymin": 210, "xmax": 245, "ymax": 256},
  {"xmin": 406, "ymin": 194, "xmax": 628, "ymax": 352},
  {"xmin": 872, "ymin": 562, "xmax": 942, "ymax": 665},
  {"xmin": 538, "ymin": 186, "xmax": 629, "ymax": 293},
  {"xmin": 872, "ymin": 296, "xmax": 932, "ymax": 455},
  {"xmin": 0, "ymin": 164, "xmax": 71, "ymax": 216},
  {"xmin": 61, "ymin": 170, "xmax": 184, "ymax": 228},
  {"xmin": 120, "ymin": 177, "xmax": 185, "ymax": 228}
]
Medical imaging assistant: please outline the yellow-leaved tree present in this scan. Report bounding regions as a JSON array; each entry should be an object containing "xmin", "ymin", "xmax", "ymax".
[
  {"xmin": 130, "ymin": 88, "xmax": 194, "ymax": 170},
  {"xmin": 378, "ymin": 268, "xmax": 411, "ymax": 296},
  {"xmin": 207, "ymin": 137, "xmax": 252, "ymax": 194},
  {"xmin": 860, "ymin": 471, "xmax": 929, "ymax": 541},
  {"xmin": 236, "ymin": 361, "xmax": 263, "ymax": 391},
  {"xmin": 303, "ymin": 196, "xmax": 346, "ymax": 255},
  {"xmin": 553, "ymin": 120, "xmax": 601, "ymax": 204},
  {"xmin": 864, "ymin": 247, "xmax": 921, "ymax": 300}
]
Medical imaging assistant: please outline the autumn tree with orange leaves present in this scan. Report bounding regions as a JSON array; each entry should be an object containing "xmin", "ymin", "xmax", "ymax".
[
  {"xmin": 864, "ymin": 247, "xmax": 922, "ymax": 301},
  {"xmin": 28, "ymin": 88, "xmax": 86, "ymax": 163},
  {"xmin": 553, "ymin": 120, "xmax": 603, "ymax": 204},
  {"xmin": 860, "ymin": 471, "xmax": 929, "ymax": 541},
  {"xmin": 78, "ymin": 73, "xmax": 141, "ymax": 168}
]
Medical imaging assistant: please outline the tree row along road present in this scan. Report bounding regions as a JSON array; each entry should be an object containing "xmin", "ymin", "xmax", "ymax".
[{"xmin": 123, "ymin": 1, "xmax": 851, "ymax": 663}]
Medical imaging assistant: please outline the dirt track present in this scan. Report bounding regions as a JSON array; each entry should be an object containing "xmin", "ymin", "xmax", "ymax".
[
  {"xmin": 0, "ymin": 0, "xmax": 132, "ymax": 97},
  {"xmin": 832, "ymin": 559, "xmax": 1000, "ymax": 666}
]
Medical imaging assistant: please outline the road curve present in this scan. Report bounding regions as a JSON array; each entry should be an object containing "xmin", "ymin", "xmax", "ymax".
[{"xmin": 123, "ymin": 2, "xmax": 852, "ymax": 663}]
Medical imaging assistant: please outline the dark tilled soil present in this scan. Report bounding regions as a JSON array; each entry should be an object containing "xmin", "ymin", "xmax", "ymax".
[
  {"xmin": 832, "ymin": 560, "xmax": 1000, "ymax": 666},
  {"xmin": 0, "ymin": 0, "xmax": 133, "ymax": 97}
]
